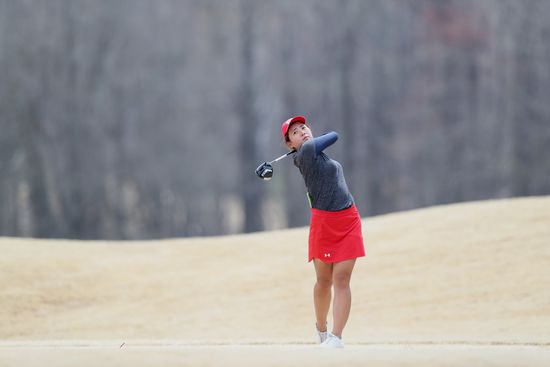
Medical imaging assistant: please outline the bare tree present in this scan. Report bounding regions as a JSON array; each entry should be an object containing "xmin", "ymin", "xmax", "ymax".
[{"xmin": 1, "ymin": 0, "xmax": 550, "ymax": 239}]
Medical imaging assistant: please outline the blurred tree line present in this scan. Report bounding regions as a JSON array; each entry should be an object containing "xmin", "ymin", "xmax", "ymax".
[{"xmin": 1, "ymin": 0, "xmax": 549, "ymax": 239}]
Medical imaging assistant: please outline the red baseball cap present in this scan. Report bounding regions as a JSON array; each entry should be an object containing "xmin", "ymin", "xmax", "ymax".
[{"xmin": 281, "ymin": 116, "xmax": 307, "ymax": 139}]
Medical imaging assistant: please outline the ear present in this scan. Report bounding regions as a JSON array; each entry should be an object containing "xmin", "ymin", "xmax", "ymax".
[{"xmin": 285, "ymin": 140, "xmax": 295, "ymax": 150}]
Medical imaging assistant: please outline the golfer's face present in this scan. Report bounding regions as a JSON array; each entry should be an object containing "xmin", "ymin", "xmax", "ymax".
[{"xmin": 288, "ymin": 123, "xmax": 312, "ymax": 150}]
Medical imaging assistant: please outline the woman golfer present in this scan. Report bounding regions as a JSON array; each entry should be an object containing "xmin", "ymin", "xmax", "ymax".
[{"xmin": 282, "ymin": 115, "xmax": 365, "ymax": 348}]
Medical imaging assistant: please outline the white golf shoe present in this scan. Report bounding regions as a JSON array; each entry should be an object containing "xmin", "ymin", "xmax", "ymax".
[
  {"xmin": 320, "ymin": 333, "xmax": 344, "ymax": 348},
  {"xmin": 316, "ymin": 324, "xmax": 328, "ymax": 344}
]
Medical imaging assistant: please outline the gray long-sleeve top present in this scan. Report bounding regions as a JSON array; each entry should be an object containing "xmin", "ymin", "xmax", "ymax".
[{"xmin": 293, "ymin": 131, "xmax": 354, "ymax": 211}]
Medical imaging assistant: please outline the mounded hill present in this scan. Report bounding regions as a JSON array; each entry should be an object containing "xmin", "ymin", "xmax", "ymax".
[{"xmin": 1, "ymin": 196, "xmax": 549, "ymax": 345}]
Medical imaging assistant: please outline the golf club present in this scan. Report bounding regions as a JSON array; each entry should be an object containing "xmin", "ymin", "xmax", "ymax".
[{"xmin": 255, "ymin": 149, "xmax": 296, "ymax": 180}]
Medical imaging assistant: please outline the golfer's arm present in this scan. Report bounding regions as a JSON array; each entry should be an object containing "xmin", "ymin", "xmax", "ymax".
[{"xmin": 314, "ymin": 131, "xmax": 338, "ymax": 155}]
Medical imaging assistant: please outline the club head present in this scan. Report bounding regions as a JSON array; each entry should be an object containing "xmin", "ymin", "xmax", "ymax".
[{"xmin": 255, "ymin": 162, "xmax": 274, "ymax": 180}]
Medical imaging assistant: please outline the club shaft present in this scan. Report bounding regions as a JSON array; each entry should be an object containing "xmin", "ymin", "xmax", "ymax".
[{"xmin": 268, "ymin": 150, "xmax": 295, "ymax": 164}]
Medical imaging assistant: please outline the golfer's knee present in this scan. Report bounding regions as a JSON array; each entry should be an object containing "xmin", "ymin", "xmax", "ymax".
[
  {"xmin": 316, "ymin": 276, "xmax": 332, "ymax": 289},
  {"xmin": 333, "ymin": 272, "xmax": 351, "ymax": 289}
]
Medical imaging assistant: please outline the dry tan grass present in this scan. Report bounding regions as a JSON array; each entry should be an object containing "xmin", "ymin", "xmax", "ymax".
[{"xmin": 1, "ymin": 196, "xmax": 549, "ymax": 366}]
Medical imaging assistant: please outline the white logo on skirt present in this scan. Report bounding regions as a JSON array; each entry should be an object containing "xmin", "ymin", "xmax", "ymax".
[{"xmin": 324, "ymin": 253, "xmax": 331, "ymax": 258}]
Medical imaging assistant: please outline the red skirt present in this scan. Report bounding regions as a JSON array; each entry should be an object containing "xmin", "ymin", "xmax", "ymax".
[{"xmin": 308, "ymin": 204, "xmax": 365, "ymax": 263}]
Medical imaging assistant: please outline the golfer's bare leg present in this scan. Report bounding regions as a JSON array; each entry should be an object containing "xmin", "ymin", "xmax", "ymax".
[
  {"xmin": 313, "ymin": 259, "xmax": 333, "ymax": 332},
  {"xmin": 331, "ymin": 259, "xmax": 356, "ymax": 338}
]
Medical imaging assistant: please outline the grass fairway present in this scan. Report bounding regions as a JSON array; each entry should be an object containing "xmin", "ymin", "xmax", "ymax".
[{"xmin": 1, "ymin": 196, "xmax": 549, "ymax": 366}]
